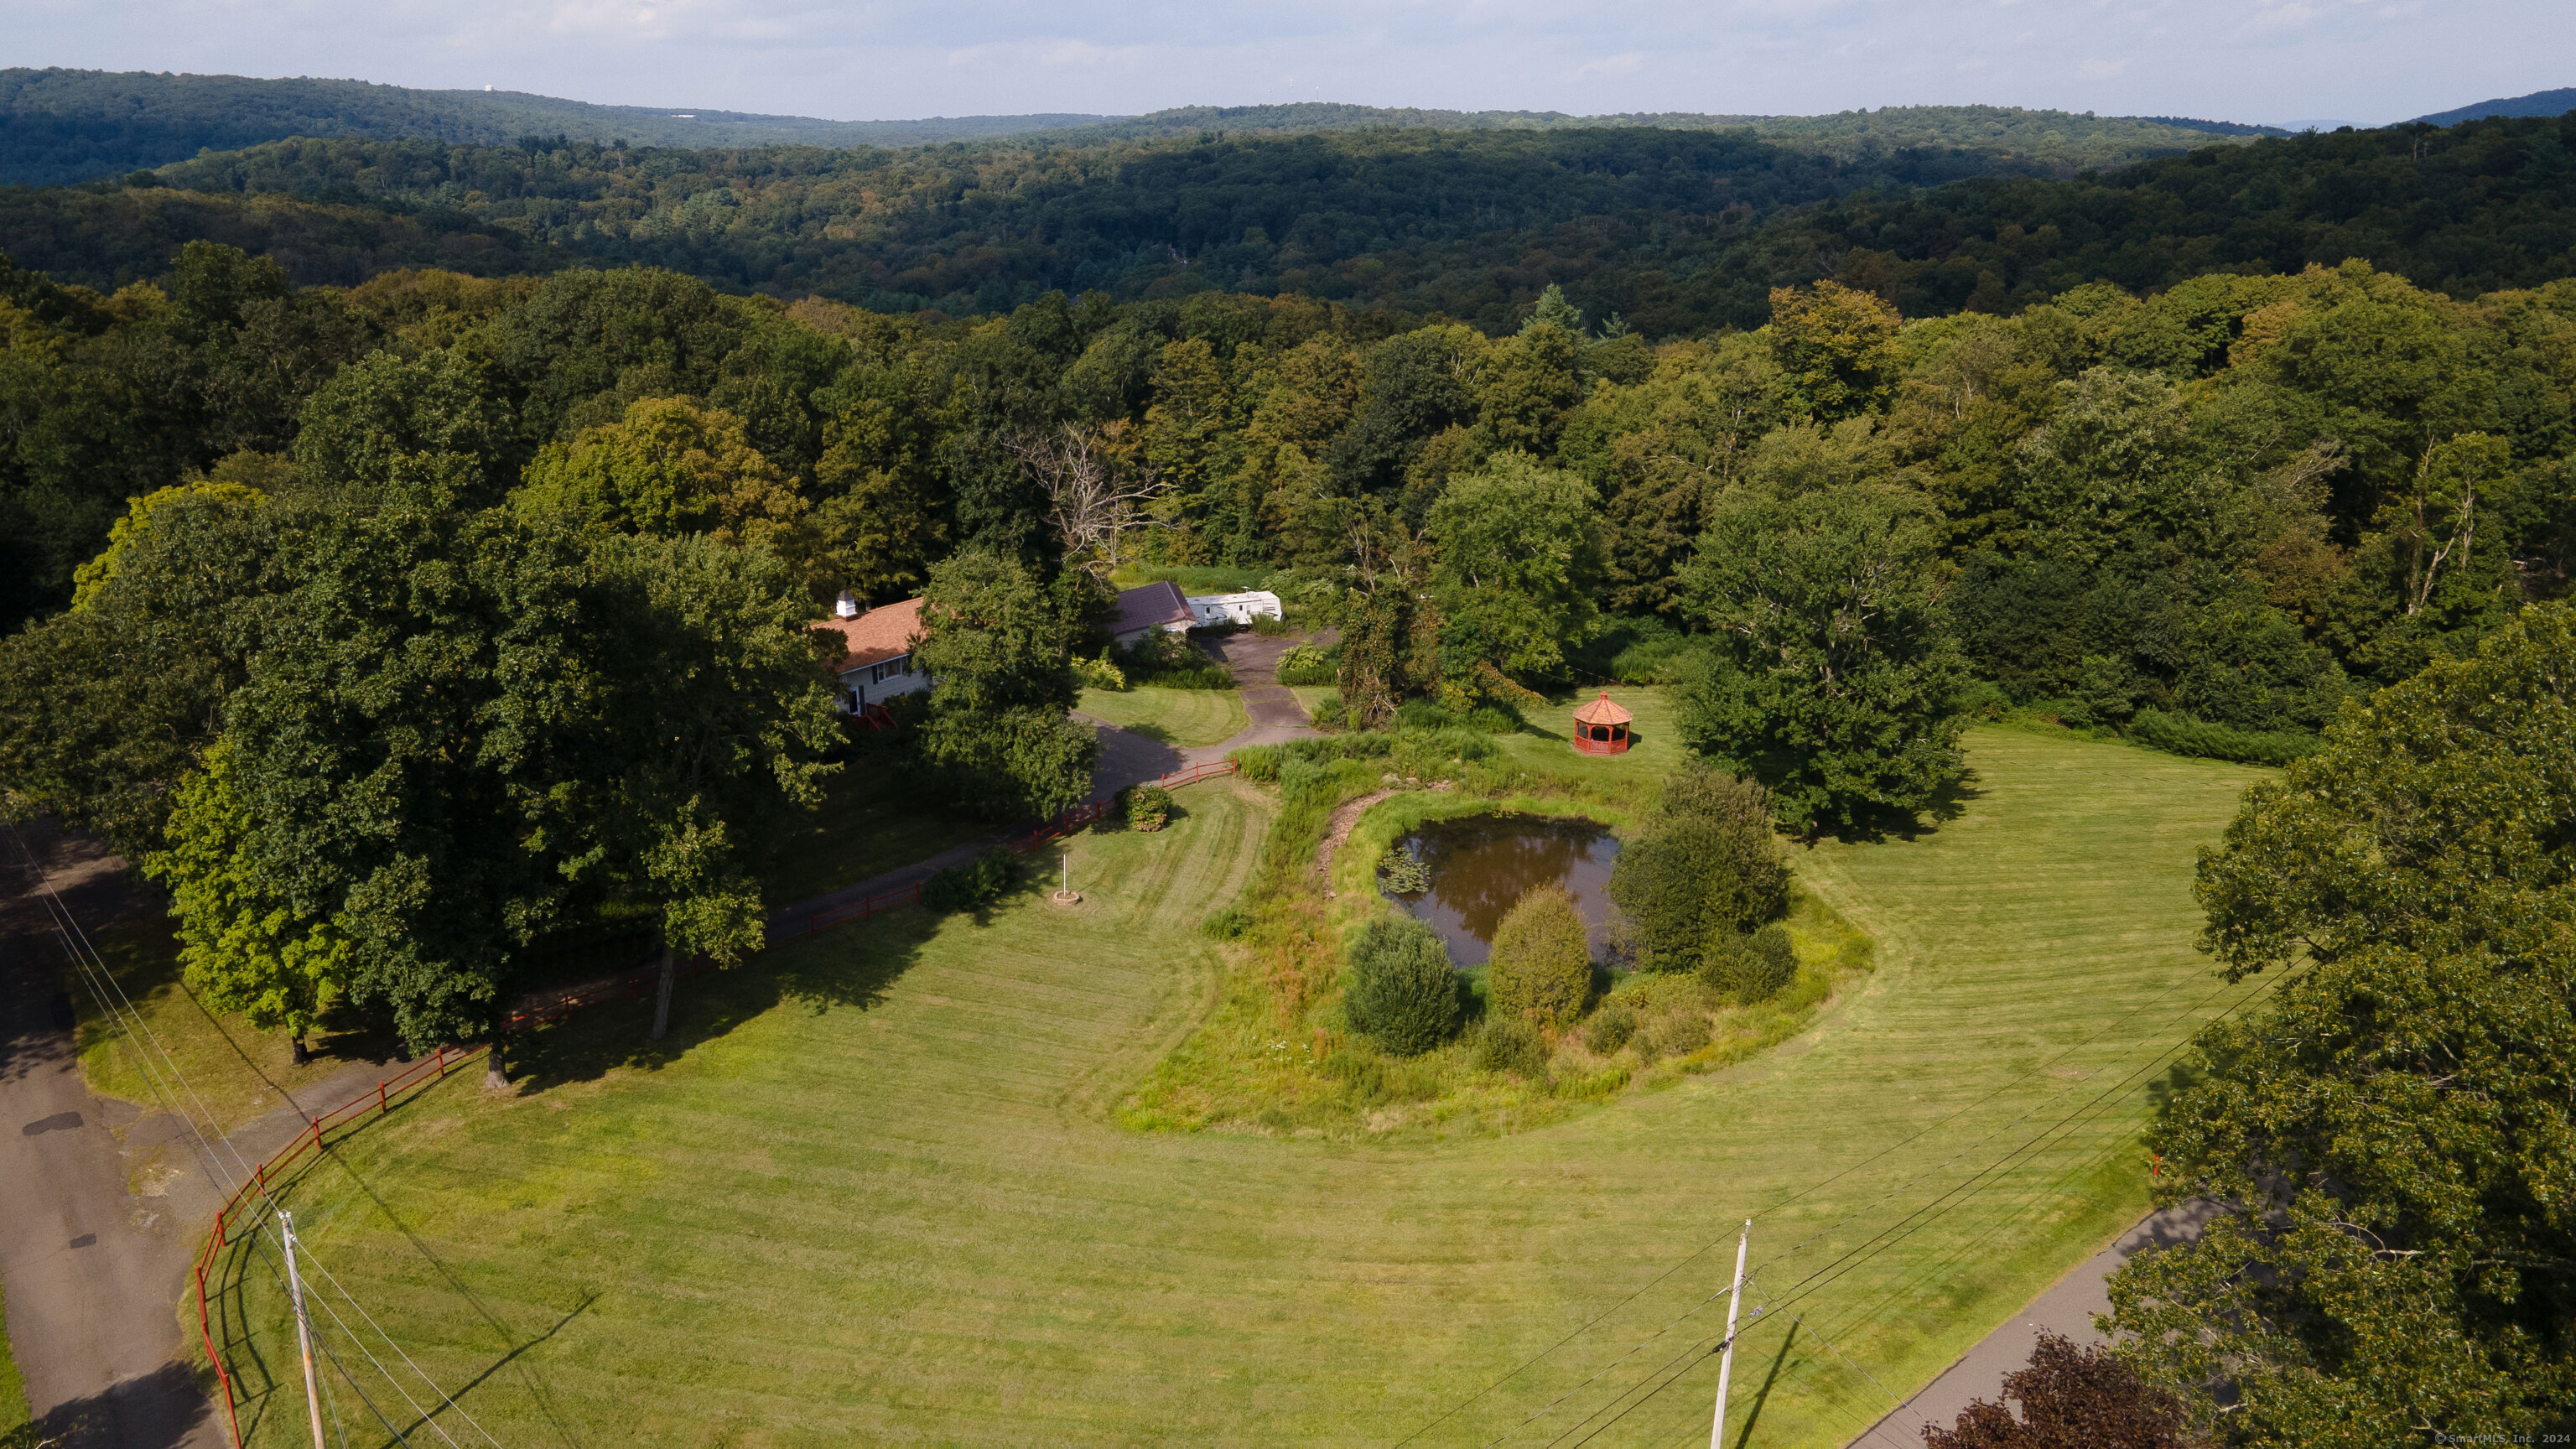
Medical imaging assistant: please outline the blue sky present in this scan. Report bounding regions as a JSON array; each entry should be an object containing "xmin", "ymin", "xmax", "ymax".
[{"xmin": 13, "ymin": 0, "xmax": 2569, "ymax": 127}]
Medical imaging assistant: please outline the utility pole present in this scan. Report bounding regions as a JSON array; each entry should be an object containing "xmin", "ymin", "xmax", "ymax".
[
  {"xmin": 1709, "ymin": 1219, "xmax": 1751, "ymax": 1449},
  {"xmin": 280, "ymin": 1212, "xmax": 329, "ymax": 1449}
]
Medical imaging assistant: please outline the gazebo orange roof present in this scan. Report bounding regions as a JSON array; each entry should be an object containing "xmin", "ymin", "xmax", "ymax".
[{"xmin": 1571, "ymin": 691, "xmax": 1633, "ymax": 726}]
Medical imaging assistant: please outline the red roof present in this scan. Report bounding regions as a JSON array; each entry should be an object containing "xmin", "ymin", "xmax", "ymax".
[
  {"xmin": 1112, "ymin": 580, "xmax": 1193, "ymax": 636},
  {"xmin": 813, "ymin": 596, "xmax": 924, "ymax": 673},
  {"xmin": 1571, "ymin": 690, "xmax": 1633, "ymax": 726}
]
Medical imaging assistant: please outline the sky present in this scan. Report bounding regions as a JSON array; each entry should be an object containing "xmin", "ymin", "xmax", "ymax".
[{"xmin": 12, "ymin": 0, "xmax": 2571, "ymax": 128}]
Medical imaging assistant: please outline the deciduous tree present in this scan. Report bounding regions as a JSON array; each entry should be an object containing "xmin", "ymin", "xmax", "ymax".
[
  {"xmin": 1678, "ymin": 483, "xmax": 1968, "ymax": 831},
  {"xmin": 2108, "ymin": 602, "xmax": 2576, "ymax": 1444}
]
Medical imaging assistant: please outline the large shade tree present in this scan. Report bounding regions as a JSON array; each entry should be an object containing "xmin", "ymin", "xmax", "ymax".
[
  {"xmin": 2107, "ymin": 602, "xmax": 2576, "ymax": 1443},
  {"xmin": 1677, "ymin": 481, "xmax": 1969, "ymax": 831},
  {"xmin": 138, "ymin": 490, "xmax": 839, "ymax": 1062}
]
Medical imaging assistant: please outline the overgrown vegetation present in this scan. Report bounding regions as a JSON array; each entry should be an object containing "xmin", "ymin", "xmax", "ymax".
[{"xmin": 1119, "ymin": 723, "xmax": 1875, "ymax": 1137}]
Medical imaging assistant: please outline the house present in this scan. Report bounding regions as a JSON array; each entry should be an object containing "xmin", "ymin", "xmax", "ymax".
[
  {"xmin": 1186, "ymin": 590, "xmax": 1283, "ymax": 628},
  {"xmin": 1111, "ymin": 581, "xmax": 1197, "ymax": 649},
  {"xmin": 814, "ymin": 593, "xmax": 929, "ymax": 717}
]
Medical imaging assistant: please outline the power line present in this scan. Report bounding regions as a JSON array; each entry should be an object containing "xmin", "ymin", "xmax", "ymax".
[
  {"xmin": 1482, "ymin": 967, "xmax": 2290, "ymax": 1446},
  {"xmin": 8, "ymin": 824, "xmax": 498, "ymax": 1449},
  {"xmin": 303, "ymin": 1252, "xmax": 507, "ymax": 1449},
  {"xmin": 1389, "ymin": 954, "xmax": 2261, "ymax": 1446}
]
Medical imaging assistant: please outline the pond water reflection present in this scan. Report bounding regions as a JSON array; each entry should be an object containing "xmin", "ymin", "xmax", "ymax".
[{"xmin": 1387, "ymin": 813, "xmax": 1622, "ymax": 966}]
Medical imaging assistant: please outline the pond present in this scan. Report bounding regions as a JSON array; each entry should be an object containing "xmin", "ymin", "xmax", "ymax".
[{"xmin": 1384, "ymin": 813, "xmax": 1623, "ymax": 966}]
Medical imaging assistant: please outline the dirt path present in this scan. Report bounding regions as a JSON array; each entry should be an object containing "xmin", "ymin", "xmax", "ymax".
[{"xmin": 1193, "ymin": 629, "xmax": 1330, "ymax": 756}]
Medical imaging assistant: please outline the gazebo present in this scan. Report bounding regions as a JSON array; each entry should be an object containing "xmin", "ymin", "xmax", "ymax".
[{"xmin": 1571, "ymin": 690, "xmax": 1633, "ymax": 756}]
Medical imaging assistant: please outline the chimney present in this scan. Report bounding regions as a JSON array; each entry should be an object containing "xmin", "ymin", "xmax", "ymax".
[{"xmin": 834, "ymin": 591, "xmax": 861, "ymax": 619}]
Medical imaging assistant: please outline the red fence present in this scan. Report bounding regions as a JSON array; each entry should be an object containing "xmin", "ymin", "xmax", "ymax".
[
  {"xmin": 188, "ymin": 755, "xmax": 1244, "ymax": 1446},
  {"xmin": 193, "ymin": 1041, "xmax": 494, "ymax": 1449}
]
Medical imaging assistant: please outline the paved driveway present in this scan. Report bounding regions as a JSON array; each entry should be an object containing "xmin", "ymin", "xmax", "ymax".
[
  {"xmin": 1, "ymin": 823, "xmax": 220, "ymax": 1449},
  {"xmin": 1847, "ymin": 1200, "xmax": 2218, "ymax": 1446}
]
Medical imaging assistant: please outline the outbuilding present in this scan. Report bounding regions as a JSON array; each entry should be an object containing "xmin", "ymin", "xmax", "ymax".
[
  {"xmin": 815, "ymin": 593, "xmax": 929, "ymax": 719},
  {"xmin": 1111, "ymin": 581, "xmax": 1197, "ymax": 648},
  {"xmin": 1571, "ymin": 690, "xmax": 1633, "ymax": 756}
]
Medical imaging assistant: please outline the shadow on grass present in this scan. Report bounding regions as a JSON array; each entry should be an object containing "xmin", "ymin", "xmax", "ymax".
[
  {"xmin": 1732, "ymin": 1318, "xmax": 1800, "ymax": 1449},
  {"xmin": 503, "ymin": 904, "xmax": 943, "ymax": 1093},
  {"xmin": 1815, "ymin": 769, "xmax": 1987, "ymax": 845}
]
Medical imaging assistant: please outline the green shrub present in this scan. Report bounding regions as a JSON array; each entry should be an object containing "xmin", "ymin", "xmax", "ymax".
[
  {"xmin": 1074, "ymin": 651, "xmax": 1129, "ymax": 691},
  {"xmin": 1229, "ymin": 728, "xmax": 1500, "ymax": 785},
  {"xmin": 1634, "ymin": 1010, "xmax": 1712, "ymax": 1062},
  {"xmin": 1607, "ymin": 766, "xmax": 1789, "ymax": 974},
  {"xmin": 1276, "ymin": 644, "xmax": 1340, "ymax": 687},
  {"xmin": 1123, "ymin": 783, "xmax": 1174, "ymax": 831},
  {"xmin": 1488, "ymin": 884, "xmax": 1592, "ymax": 1027},
  {"xmin": 1248, "ymin": 615, "xmax": 1293, "ymax": 636},
  {"xmin": 2127, "ymin": 707, "xmax": 2319, "ymax": 766},
  {"xmin": 1307, "ymin": 693, "xmax": 1348, "ymax": 729},
  {"xmin": 1701, "ymin": 923, "xmax": 1796, "ymax": 1002},
  {"xmin": 1472, "ymin": 1016, "xmax": 1548, "ymax": 1077},
  {"xmin": 1116, "ymin": 630, "xmax": 1239, "ymax": 689},
  {"xmin": 1584, "ymin": 1000, "xmax": 1637, "ymax": 1054},
  {"xmin": 1200, "ymin": 906, "xmax": 1252, "ymax": 940},
  {"xmin": 1391, "ymin": 698, "xmax": 1520, "ymax": 734},
  {"xmin": 1569, "ymin": 615, "xmax": 1702, "ymax": 683},
  {"xmin": 1343, "ymin": 916, "xmax": 1463, "ymax": 1056},
  {"xmin": 923, "ymin": 847, "xmax": 1018, "ymax": 912}
]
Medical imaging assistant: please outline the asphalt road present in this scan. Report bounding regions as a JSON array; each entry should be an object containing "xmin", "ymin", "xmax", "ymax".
[
  {"xmin": 0, "ymin": 822, "xmax": 220, "ymax": 1449},
  {"xmin": 1846, "ymin": 1199, "xmax": 2219, "ymax": 1447}
]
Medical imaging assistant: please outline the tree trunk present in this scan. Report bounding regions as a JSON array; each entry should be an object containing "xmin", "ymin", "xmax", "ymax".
[
  {"xmin": 483, "ymin": 1034, "xmax": 510, "ymax": 1093},
  {"xmin": 289, "ymin": 1036, "xmax": 309, "ymax": 1067},
  {"xmin": 650, "ymin": 945, "xmax": 678, "ymax": 1041}
]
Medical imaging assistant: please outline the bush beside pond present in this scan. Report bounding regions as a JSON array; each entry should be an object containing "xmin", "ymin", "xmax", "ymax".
[
  {"xmin": 1488, "ymin": 884, "xmax": 1591, "ymax": 1027},
  {"xmin": 1608, "ymin": 766, "xmax": 1790, "ymax": 975},
  {"xmin": 1343, "ymin": 916, "xmax": 1464, "ymax": 1057}
]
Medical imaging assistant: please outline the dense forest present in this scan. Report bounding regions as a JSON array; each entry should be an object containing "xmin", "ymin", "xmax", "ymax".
[
  {"xmin": 1, "ymin": 68, "xmax": 2258, "ymax": 186},
  {"xmin": 5, "ymin": 236, "xmax": 2568, "ymax": 770},
  {"xmin": 0, "ymin": 112, "xmax": 2563, "ymax": 339}
]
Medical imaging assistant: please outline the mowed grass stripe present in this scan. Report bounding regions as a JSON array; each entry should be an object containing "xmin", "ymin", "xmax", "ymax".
[{"xmin": 214, "ymin": 737, "xmax": 2261, "ymax": 1447}]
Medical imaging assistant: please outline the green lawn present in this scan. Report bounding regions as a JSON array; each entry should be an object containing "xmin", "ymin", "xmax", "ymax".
[
  {"xmin": 1078, "ymin": 685, "xmax": 1251, "ymax": 748},
  {"xmin": 70, "ymin": 765, "xmax": 995, "ymax": 1140},
  {"xmin": 1286, "ymin": 683, "xmax": 1337, "ymax": 720},
  {"xmin": 0, "ymin": 1277, "xmax": 26, "ymax": 1437},
  {"xmin": 205, "ymin": 732, "xmax": 2267, "ymax": 1447},
  {"xmin": 75, "ymin": 914, "xmax": 402, "ymax": 1138}
]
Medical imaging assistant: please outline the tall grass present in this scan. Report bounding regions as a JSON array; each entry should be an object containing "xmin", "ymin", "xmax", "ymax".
[{"xmin": 2126, "ymin": 707, "xmax": 2319, "ymax": 766}]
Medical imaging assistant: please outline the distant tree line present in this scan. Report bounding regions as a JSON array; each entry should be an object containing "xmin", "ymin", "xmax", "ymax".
[{"xmin": 0, "ymin": 111, "xmax": 2563, "ymax": 339}]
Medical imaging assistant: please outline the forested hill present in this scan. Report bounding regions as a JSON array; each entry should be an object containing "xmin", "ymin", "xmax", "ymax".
[
  {"xmin": 1, "ymin": 68, "xmax": 2260, "ymax": 187},
  {"xmin": 2412, "ymin": 86, "xmax": 2576, "ymax": 127},
  {"xmin": 0, "ymin": 69, "xmax": 1114, "ymax": 185},
  {"xmin": 1010, "ymin": 103, "xmax": 2272, "ymax": 165},
  {"xmin": 3, "ymin": 110, "xmax": 2563, "ymax": 335},
  {"xmin": 26, "ymin": 127, "xmax": 2099, "ymax": 329}
]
